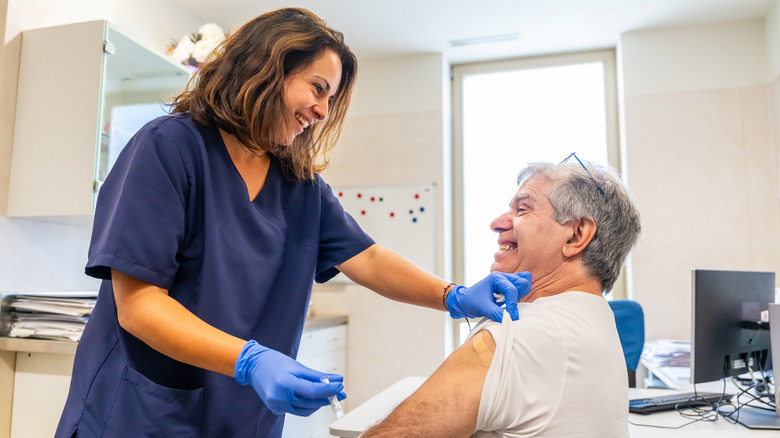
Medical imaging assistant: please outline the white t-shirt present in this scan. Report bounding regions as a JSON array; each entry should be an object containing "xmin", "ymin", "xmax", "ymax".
[{"xmin": 469, "ymin": 292, "xmax": 628, "ymax": 438}]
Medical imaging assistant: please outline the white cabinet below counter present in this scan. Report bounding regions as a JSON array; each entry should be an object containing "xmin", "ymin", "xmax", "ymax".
[{"xmin": 283, "ymin": 323, "xmax": 348, "ymax": 438}]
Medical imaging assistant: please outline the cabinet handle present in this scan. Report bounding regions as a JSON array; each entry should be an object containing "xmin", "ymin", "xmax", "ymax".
[{"xmin": 103, "ymin": 40, "xmax": 115, "ymax": 55}]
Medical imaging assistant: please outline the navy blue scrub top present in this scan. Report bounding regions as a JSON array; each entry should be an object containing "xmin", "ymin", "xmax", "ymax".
[{"xmin": 56, "ymin": 115, "xmax": 374, "ymax": 438}]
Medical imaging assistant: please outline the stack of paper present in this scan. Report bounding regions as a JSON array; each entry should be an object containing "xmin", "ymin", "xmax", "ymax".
[
  {"xmin": 643, "ymin": 339, "xmax": 691, "ymax": 367},
  {"xmin": 6, "ymin": 294, "xmax": 96, "ymax": 342},
  {"xmin": 640, "ymin": 339, "xmax": 691, "ymax": 389}
]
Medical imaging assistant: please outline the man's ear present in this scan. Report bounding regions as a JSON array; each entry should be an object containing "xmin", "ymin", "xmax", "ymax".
[{"xmin": 562, "ymin": 217, "xmax": 596, "ymax": 258}]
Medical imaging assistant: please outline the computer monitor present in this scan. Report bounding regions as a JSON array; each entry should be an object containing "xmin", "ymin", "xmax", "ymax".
[
  {"xmin": 691, "ymin": 269, "xmax": 774, "ymax": 384},
  {"xmin": 691, "ymin": 269, "xmax": 778, "ymax": 429}
]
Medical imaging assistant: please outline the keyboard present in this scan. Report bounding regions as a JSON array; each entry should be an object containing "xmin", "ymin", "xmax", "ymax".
[{"xmin": 629, "ymin": 392, "xmax": 733, "ymax": 414}]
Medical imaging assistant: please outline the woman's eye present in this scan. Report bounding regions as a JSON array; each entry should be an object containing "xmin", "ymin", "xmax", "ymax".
[{"xmin": 314, "ymin": 84, "xmax": 324, "ymax": 93}]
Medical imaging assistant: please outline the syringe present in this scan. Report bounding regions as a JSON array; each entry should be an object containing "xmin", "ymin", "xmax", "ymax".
[{"xmin": 320, "ymin": 377, "xmax": 344, "ymax": 418}]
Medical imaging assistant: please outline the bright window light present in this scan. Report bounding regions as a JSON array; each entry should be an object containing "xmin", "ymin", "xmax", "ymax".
[{"xmin": 461, "ymin": 61, "xmax": 610, "ymax": 287}]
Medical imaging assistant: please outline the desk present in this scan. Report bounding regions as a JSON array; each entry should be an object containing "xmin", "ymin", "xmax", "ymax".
[
  {"xmin": 330, "ymin": 378, "xmax": 770, "ymax": 437},
  {"xmin": 628, "ymin": 388, "xmax": 767, "ymax": 437},
  {"xmin": 329, "ymin": 377, "xmax": 426, "ymax": 438}
]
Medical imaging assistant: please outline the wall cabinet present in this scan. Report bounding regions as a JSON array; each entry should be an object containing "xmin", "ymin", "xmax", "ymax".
[{"xmin": 8, "ymin": 20, "xmax": 190, "ymax": 217}]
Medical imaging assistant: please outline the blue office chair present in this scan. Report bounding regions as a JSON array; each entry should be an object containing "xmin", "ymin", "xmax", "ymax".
[{"xmin": 608, "ymin": 300, "xmax": 645, "ymax": 387}]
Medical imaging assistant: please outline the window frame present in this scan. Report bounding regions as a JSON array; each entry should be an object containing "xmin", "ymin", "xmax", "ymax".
[{"xmin": 450, "ymin": 49, "xmax": 623, "ymax": 347}]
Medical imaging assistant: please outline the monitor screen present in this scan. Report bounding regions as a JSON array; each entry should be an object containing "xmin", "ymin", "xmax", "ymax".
[{"xmin": 691, "ymin": 269, "xmax": 775, "ymax": 384}]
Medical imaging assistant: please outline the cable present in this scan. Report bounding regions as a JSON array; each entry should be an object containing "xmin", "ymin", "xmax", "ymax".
[
  {"xmin": 721, "ymin": 373, "xmax": 777, "ymax": 424},
  {"xmin": 631, "ymin": 357, "xmax": 776, "ymax": 430},
  {"xmin": 628, "ymin": 418, "xmax": 701, "ymax": 429},
  {"xmin": 630, "ymin": 381, "xmax": 737, "ymax": 430}
]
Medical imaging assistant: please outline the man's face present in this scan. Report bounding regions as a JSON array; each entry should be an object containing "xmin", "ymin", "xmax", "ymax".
[{"xmin": 489, "ymin": 177, "xmax": 571, "ymax": 278}]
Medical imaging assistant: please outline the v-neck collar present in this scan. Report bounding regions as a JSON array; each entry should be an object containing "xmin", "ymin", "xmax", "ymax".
[{"xmin": 209, "ymin": 125, "xmax": 278, "ymax": 205}]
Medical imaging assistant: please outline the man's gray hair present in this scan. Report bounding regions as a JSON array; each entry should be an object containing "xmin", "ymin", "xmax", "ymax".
[{"xmin": 517, "ymin": 161, "xmax": 641, "ymax": 292}]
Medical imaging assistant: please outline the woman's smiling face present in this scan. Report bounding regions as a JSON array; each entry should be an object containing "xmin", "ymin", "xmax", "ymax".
[{"xmin": 279, "ymin": 49, "xmax": 342, "ymax": 145}]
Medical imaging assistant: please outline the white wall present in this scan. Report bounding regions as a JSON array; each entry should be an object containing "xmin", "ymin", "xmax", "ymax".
[
  {"xmin": 619, "ymin": 19, "xmax": 780, "ymax": 341},
  {"xmin": 348, "ymin": 54, "xmax": 445, "ymax": 116},
  {"xmin": 4, "ymin": 0, "xmax": 199, "ymax": 49},
  {"xmin": 765, "ymin": 1, "xmax": 780, "ymax": 82},
  {"xmin": 766, "ymin": 1, "xmax": 780, "ymax": 206},
  {"xmin": 621, "ymin": 20, "xmax": 768, "ymax": 96}
]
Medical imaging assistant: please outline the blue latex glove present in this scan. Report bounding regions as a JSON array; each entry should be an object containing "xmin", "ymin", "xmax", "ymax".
[
  {"xmin": 234, "ymin": 340, "xmax": 346, "ymax": 416},
  {"xmin": 446, "ymin": 272, "xmax": 532, "ymax": 321}
]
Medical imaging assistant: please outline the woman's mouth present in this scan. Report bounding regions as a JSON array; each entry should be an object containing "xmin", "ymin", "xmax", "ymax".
[{"xmin": 295, "ymin": 114, "xmax": 311, "ymax": 129}]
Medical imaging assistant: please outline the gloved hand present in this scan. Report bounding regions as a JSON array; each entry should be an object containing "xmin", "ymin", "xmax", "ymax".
[
  {"xmin": 446, "ymin": 271, "xmax": 532, "ymax": 321},
  {"xmin": 234, "ymin": 340, "xmax": 346, "ymax": 416}
]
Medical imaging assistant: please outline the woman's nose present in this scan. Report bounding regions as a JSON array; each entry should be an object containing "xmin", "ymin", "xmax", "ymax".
[
  {"xmin": 490, "ymin": 212, "xmax": 512, "ymax": 233},
  {"xmin": 313, "ymin": 98, "xmax": 328, "ymax": 121}
]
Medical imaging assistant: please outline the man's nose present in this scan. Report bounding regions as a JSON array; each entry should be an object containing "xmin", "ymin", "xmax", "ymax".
[{"xmin": 490, "ymin": 212, "xmax": 512, "ymax": 233}]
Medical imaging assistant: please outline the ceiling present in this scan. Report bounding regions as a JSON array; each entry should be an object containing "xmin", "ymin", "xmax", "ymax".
[{"xmin": 169, "ymin": 0, "xmax": 777, "ymax": 64}]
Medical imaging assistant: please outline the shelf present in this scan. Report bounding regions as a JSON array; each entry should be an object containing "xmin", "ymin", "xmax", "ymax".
[
  {"xmin": 0, "ymin": 314, "xmax": 347, "ymax": 355},
  {"xmin": 304, "ymin": 314, "xmax": 348, "ymax": 330},
  {"xmin": 0, "ymin": 338, "xmax": 77, "ymax": 355}
]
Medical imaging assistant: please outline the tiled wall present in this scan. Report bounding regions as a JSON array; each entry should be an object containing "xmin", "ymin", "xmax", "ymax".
[
  {"xmin": 626, "ymin": 84, "xmax": 780, "ymax": 340},
  {"xmin": 620, "ymin": 18, "xmax": 780, "ymax": 341}
]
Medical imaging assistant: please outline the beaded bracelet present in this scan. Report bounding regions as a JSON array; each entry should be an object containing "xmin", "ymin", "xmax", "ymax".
[{"xmin": 441, "ymin": 282, "xmax": 456, "ymax": 311}]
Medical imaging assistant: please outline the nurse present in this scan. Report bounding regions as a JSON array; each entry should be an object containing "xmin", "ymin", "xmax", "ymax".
[{"xmin": 56, "ymin": 7, "xmax": 530, "ymax": 438}]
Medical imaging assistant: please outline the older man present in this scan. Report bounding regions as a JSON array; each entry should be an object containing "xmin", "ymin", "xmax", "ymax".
[{"xmin": 361, "ymin": 157, "xmax": 641, "ymax": 437}]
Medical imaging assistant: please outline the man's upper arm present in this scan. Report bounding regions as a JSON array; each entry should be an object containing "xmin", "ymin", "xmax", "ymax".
[{"xmin": 360, "ymin": 329, "xmax": 496, "ymax": 438}]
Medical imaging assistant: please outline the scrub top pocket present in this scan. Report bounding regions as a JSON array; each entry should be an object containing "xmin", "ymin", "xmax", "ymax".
[{"xmin": 102, "ymin": 365, "xmax": 207, "ymax": 437}]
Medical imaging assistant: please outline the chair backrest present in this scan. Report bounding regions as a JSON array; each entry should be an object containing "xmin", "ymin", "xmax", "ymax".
[{"xmin": 608, "ymin": 300, "xmax": 645, "ymax": 386}]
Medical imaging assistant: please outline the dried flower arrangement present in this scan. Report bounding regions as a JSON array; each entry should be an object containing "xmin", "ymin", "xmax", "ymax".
[{"xmin": 167, "ymin": 23, "xmax": 227, "ymax": 70}]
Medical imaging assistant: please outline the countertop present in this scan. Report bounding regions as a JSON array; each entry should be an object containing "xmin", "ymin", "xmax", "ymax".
[
  {"xmin": 0, "ymin": 313, "xmax": 348, "ymax": 355},
  {"xmin": 330, "ymin": 379, "xmax": 763, "ymax": 438}
]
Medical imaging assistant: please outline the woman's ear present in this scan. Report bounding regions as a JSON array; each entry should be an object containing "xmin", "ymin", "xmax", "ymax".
[{"xmin": 562, "ymin": 218, "xmax": 596, "ymax": 258}]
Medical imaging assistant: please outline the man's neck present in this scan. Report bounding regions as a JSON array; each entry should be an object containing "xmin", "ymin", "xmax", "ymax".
[{"xmin": 521, "ymin": 265, "xmax": 602, "ymax": 303}]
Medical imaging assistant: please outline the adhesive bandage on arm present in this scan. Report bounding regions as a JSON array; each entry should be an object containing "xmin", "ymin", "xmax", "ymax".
[{"xmin": 472, "ymin": 331, "xmax": 494, "ymax": 367}]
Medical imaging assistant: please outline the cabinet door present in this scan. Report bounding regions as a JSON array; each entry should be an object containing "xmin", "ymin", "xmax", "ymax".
[
  {"xmin": 282, "ymin": 325, "xmax": 347, "ymax": 438},
  {"xmin": 10, "ymin": 352, "xmax": 74, "ymax": 438},
  {"xmin": 8, "ymin": 20, "xmax": 105, "ymax": 217},
  {"xmin": 8, "ymin": 21, "xmax": 190, "ymax": 217},
  {"xmin": 96, "ymin": 25, "xmax": 191, "ymax": 196}
]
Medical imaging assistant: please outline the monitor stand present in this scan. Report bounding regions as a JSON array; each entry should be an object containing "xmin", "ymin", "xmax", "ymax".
[
  {"xmin": 741, "ymin": 304, "xmax": 780, "ymax": 429},
  {"xmin": 734, "ymin": 407, "xmax": 780, "ymax": 430}
]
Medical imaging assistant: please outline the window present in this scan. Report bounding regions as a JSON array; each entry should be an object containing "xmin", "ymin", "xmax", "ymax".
[{"xmin": 451, "ymin": 50, "xmax": 620, "ymax": 345}]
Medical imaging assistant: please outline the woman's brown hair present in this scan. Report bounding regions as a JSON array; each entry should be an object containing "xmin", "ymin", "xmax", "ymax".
[{"xmin": 171, "ymin": 8, "xmax": 357, "ymax": 180}]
